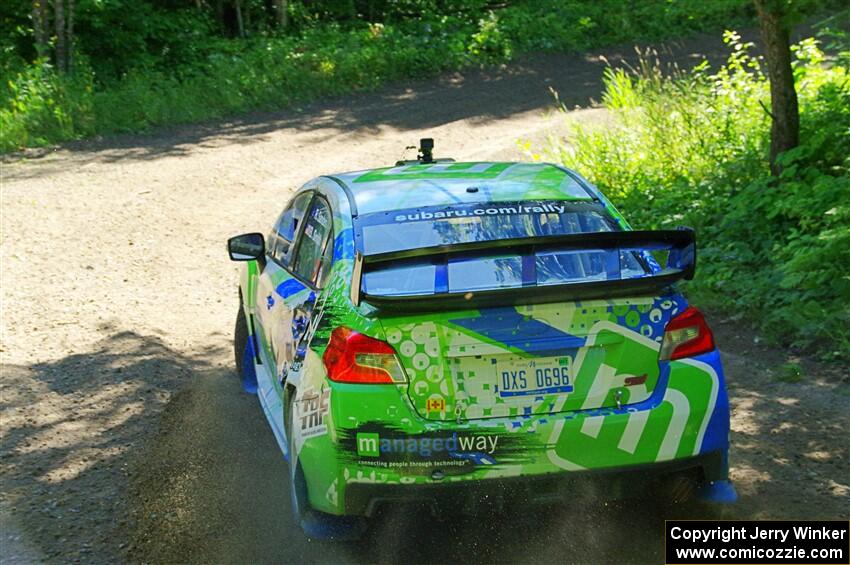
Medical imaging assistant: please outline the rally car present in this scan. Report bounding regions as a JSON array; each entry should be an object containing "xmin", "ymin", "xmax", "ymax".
[{"xmin": 227, "ymin": 140, "xmax": 736, "ymax": 540}]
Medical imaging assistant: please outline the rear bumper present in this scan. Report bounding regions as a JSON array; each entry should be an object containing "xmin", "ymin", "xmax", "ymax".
[
  {"xmin": 345, "ymin": 449, "xmax": 728, "ymax": 517},
  {"xmin": 300, "ymin": 349, "xmax": 730, "ymax": 515}
]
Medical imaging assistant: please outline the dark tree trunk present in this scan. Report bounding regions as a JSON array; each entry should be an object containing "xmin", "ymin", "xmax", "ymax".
[
  {"xmin": 235, "ymin": 0, "xmax": 245, "ymax": 37},
  {"xmin": 274, "ymin": 0, "xmax": 288, "ymax": 29},
  {"xmin": 66, "ymin": 0, "xmax": 74, "ymax": 71},
  {"xmin": 32, "ymin": 0, "xmax": 48, "ymax": 58},
  {"xmin": 54, "ymin": 0, "xmax": 66, "ymax": 72},
  {"xmin": 753, "ymin": 0, "xmax": 800, "ymax": 176},
  {"xmin": 215, "ymin": 0, "xmax": 226, "ymax": 33}
]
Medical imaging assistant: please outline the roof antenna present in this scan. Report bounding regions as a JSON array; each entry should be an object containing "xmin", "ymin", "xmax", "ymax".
[
  {"xmin": 418, "ymin": 138, "xmax": 434, "ymax": 164},
  {"xmin": 397, "ymin": 144, "xmax": 416, "ymax": 165}
]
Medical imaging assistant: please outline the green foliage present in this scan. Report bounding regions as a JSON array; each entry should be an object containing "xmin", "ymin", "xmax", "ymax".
[
  {"xmin": 539, "ymin": 34, "xmax": 850, "ymax": 361},
  {"xmin": 82, "ymin": 19, "xmax": 478, "ymax": 133},
  {"xmin": 777, "ymin": 362, "xmax": 804, "ymax": 382},
  {"xmin": 2, "ymin": 0, "xmax": 828, "ymax": 152},
  {"xmin": 0, "ymin": 57, "xmax": 93, "ymax": 149},
  {"xmin": 496, "ymin": 0, "xmax": 754, "ymax": 53}
]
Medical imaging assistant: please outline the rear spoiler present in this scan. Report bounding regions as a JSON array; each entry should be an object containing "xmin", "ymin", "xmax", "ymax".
[{"xmin": 351, "ymin": 228, "xmax": 696, "ymax": 311}]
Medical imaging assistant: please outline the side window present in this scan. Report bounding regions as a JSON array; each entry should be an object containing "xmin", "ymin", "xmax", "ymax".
[
  {"xmin": 269, "ymin": 192, "xmax": 312, "ymax": 265},
  {"xmin": 292, "ymin": 197, "xmax": 333, "ymax": 286}
]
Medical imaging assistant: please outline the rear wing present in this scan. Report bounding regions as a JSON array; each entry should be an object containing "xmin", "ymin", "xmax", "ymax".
[{"xmin": 351, "ymin": 228, "xmax": 696, "ymax": 311}]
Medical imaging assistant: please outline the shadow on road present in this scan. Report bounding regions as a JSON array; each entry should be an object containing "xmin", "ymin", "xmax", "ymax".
[
  {"xmin": 712, "ymin": 319, "xmax": 850, "ymax": 520},
  {"xmin": 4, "ymin": 29, "xmax": 754, "ymax": 180},
  {"xmin": 0, "ymin": 331, "xmax": 219, "ymax": 563}
]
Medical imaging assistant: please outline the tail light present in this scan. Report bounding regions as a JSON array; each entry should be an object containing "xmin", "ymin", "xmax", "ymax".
[
  {"xmin": 322, "ymin": 327, "xmax": 407, "ymax": 384},
  {"xmin": 659, "ymin": 306, "xmax": 715, "ymax": 361}
]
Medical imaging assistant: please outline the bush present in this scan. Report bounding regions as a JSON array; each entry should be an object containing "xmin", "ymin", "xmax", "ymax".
[
  {"xmin": 537, "ymin": 33, "xmax": 850, "ymax": 361},
  {"xmin": 0, "ymin": 58, "xmax": 93, "ymax": 149}
]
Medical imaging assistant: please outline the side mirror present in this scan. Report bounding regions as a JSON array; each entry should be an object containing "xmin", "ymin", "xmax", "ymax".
[{"xmin": 228, "ymin": 233, "xmax": 265, "ymax": 261}]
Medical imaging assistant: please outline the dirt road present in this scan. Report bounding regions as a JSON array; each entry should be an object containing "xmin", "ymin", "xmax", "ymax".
[{"xmin": 2, "ymin": 30, "xmax": 848, "ymax": 564}]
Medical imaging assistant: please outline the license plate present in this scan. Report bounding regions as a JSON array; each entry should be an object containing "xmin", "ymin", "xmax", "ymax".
[{"xmin": 495, "ymin": 357, "xmax": 573, "ymax": 398}]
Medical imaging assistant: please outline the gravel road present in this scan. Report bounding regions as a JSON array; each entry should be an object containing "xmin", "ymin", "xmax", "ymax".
[{"xmin": 1, "ymin": 30, "xmax": 847, "ymax": 564}]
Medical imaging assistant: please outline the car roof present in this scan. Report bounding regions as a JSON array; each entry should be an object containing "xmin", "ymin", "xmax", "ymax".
[{"xmin": 325, "ymin": 162, "xmax": 597, "ymax": 216}]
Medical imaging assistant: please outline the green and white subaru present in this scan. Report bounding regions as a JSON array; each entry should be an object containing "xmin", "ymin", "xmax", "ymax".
[{"xmin": 227, "ymin": 143, "xmax": 735, "ymax": 540}]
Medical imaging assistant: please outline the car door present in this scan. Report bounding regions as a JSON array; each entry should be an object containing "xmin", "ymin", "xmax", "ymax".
[
  {"xmin": 276, "ymin": 194, "xmax": 335, "ymax": 379},
  {"xmin": 255, "ymin": 191, "xmax": 313, "ymax": 403}
]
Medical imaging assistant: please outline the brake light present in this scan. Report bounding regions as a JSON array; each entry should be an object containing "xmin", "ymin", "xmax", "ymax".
[
  {"xmin": 322, "ymin": 327, "xmax": 407, "ymax": 384},
  {"xmin": 659, "ymin": 306, "xmax": 715, "ymax": 361}
]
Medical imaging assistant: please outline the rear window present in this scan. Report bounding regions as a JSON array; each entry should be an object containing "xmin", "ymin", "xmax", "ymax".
[
  {"xmin": 358, "ymin": 201, "xmax": 613, "ymax": 255},
  {"xmin": 356, "ymin": 201, "xmax": 649, "ymax": 297}
]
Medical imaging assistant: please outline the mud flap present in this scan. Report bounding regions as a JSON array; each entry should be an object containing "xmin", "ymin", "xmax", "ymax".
[
  {"xmin": 241, "ymin": 339, "xmax": 258, "ymax": 394},
  {"xmin": 695, "ymin": 480, "xmax": 737, "ymax": 504},
  {"xmin": 290, "ymin": 458, "xmax": 367, "ymax": 541}
]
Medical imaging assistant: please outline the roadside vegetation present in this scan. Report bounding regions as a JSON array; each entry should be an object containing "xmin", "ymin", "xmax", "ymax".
[
  {"xmin": 0, "ymin": 0, "xmax": 824, "ymax": 152},
  {"xmin": 535, "ymin": 27, "xmax": 850, "ymax": 361}
]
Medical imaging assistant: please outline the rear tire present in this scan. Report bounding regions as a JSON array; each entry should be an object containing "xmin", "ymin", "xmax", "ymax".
[
  {"xmin": 285, "ymin": 395, "xmax": 367, "ymax": 541},
  {"xmin": 234, "ymin": 304, "xmax": 258, "ymax": 394}
]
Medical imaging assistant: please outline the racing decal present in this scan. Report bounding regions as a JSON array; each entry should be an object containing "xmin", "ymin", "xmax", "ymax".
[
  {"xmin": 297, "ymin": 386, "xmax": 330, "ymax": 439},
  {"xmin": 425, "ymin": 397, "xmax": 446, "ymax": 413},
  {"xmin": 276, "ymin": 278, "xmax": 306, "ymax": 299},
  {"xmin": 346, "ymin": 163, "xmax": 593, "ymax": 216},
  {"xmin": 325, "ymin": 478, "xmax": 339, "ymax": 507},
  {"xmin": 337, "ymin": 424, "xmax": 536, "ymax": 476},
  {"xmin": 332, "ymin": 227, "xmax": 354, "ymax": 261},
  {"xmin": 353, "ymin": 162, "xmax": 513, "ymax": 183},
  {"xmin": 546, "ymin": 353, "xmax": 720, "ymax": 471},
  {"xmin": 381, "ymin": 295, "xmax": 686, "ymax": 423},
  {"xmin": 374, "ymin": 201, "xmax": 573, "ymax": 224}
]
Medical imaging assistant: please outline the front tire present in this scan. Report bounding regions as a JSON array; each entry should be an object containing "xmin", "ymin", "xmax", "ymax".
[{"xmin": 285, "ymin": 395, "xmax": 367, "ymax": 541}]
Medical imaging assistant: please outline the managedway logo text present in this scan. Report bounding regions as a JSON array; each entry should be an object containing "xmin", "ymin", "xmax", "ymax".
[{"xmin": 356, "ymin": 432, "xmax": 498, "ymax": 457}]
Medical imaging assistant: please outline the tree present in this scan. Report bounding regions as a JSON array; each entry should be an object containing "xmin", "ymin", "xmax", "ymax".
[
  {"xmin": 66, "ymin": 0, "xmax": 74, "ymax": 71},
  {"xmin": 235, "ymin": 0, "xmax": 245, "ymax": 37},
  {"xmin": 31, "ymin": 0, "xmax": 48, "ymax": 58},
  {"xmin": 753, "ymin": 0, "xmax": 799, "ymax": 176},
  {"xmin": 53, "ymin": 0, "xmax": 65, "ymax": 72},
  {"xmin": 31, "ymin": 0, "xmax": 74, "ymax": 71},
  {"xmin": 274, "ymin": 0, "xmax": 288, "ymax": 30}
]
